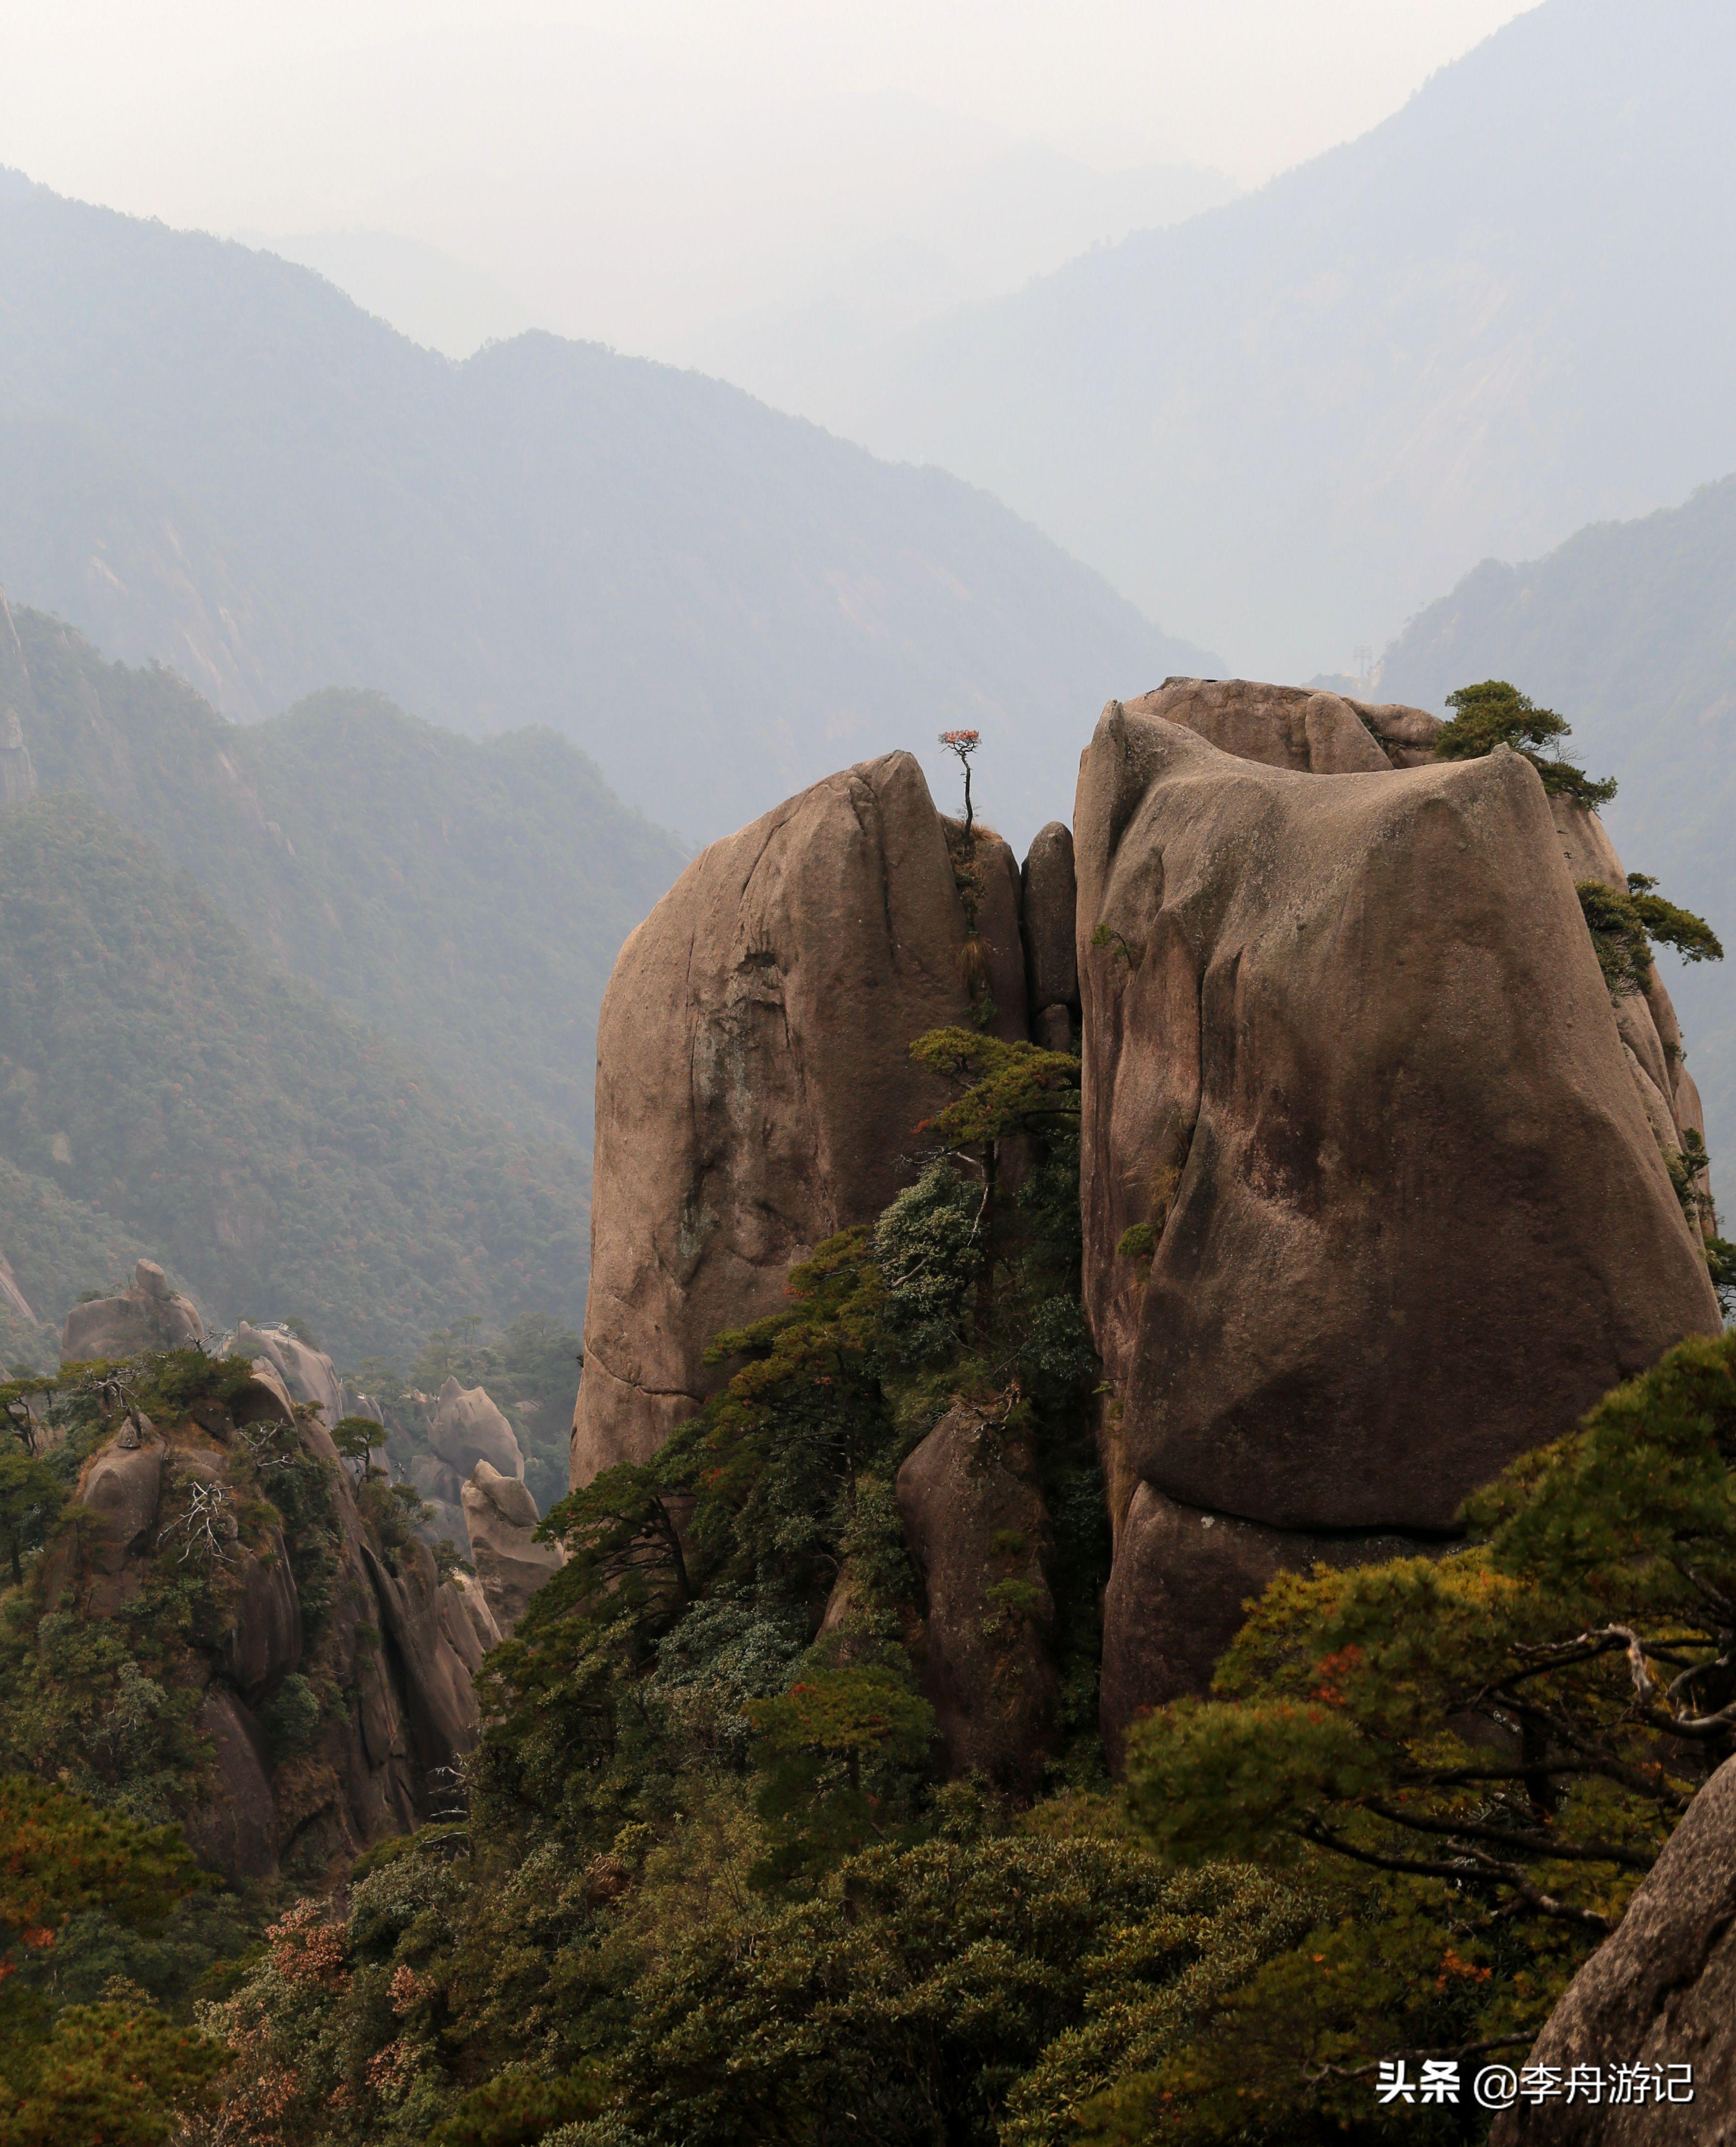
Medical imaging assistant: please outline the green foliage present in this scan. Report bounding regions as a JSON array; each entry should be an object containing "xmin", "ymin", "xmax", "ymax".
[
  {"xmin": 428, "ymin": 2067, "xmax": 609, "ymax": 2147},
  {"xmin": 1626, "ymin": 871, "xmax": 1725, "ymax": 964},
  {"xmin": 0, "ymin": 1453, "xmax": 61, "ymax": 1587},
  {"xmin": 747, "ymin": 1667, "xmax": 935, "ymax": 1890},
  {"xmin": 0, "ymin": 1780, "xmax": 224, "ymax": 2146},
  {"xmin": 0, "ymin": 1995, "xmax": 230, "ymax": 2146},
  {"xmin": 1578, "ymin": 872, "xmax": 1723, "ymax": 999},
  {"xmin": 589, "ymin": 1838, "xmax": 1298, "ymax": 2147},
  {"xmin": 331, "ymin": 1415, "xmax": 380, "ymax": 1486},
  {"xmin": 1433, "ymin": 678, "xmax": 1617, "ymax": 806},
  {"xmin": 909, "ymin": 1027, "xmax": 1082, "ymax": 1153},
  {"xmin": 0, "ymin": 792, "xmax": 588, "ymax": 1361},
  {"xmin": 0, "ymin": 1774, "xmax": 203, "ymax": 1959},
  {"xmin": 1118, "ymin": 1330, "xmax": 1736, "ymax": 2136},
  {"xmin": 1115, "ymin": 1223, "xmax": 1155, "ymax": 1262}
]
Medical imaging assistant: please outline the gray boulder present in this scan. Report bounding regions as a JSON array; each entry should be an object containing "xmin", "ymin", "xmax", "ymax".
[
  {"xmin": 62, "ymin": 1260, "xmax": 203, "ymax": 1360},
  {"xmin": 461, "ymin": 1460, "xmax": 563, "ymax": 1636},
  {"xmin": 430, "ymin": 1378, "xmax": 523, "ymax": 1482}
]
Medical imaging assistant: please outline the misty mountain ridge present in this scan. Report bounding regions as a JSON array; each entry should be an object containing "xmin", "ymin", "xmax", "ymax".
[
  {"xmin": 1380, "ymin": 472, "xmax": 1736, "ymax": 1178},
  {"xmin": 0, "ymin": 166, "xmax": 1213, "ymax": 850},
  {"xmin": 836, "ymin": 0, "xmax": 1736, "ymax": 681}
]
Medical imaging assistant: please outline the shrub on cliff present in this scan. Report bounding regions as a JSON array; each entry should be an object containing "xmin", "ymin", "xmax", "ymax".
[
  {"xmin": 1432, "ymin": 678, "xmax": 1616, "ymax": 806},
  {"xmin": 0, "ymin": 1776, "xmax": 228, "ymax": 2145}
]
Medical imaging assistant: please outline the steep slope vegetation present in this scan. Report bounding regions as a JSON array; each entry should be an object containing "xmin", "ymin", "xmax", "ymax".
[
  {"xmin": 847, "ymin": 0, "xmax": 1736, "ymax": 679},
  {"xmin": 10, "ymin": 604, "xmax": 684, "ymax": 1147},
  {"xmin": 1380, "ymin": 475, "xmax": 1736, "ymax": 1175},
  {"xmin": 0, "ymin": 792, "xmax": 588, "ymax": 1360},
  {"xmin": 0, "ymin": 172, "xmax": 1210, "ymax": 846}
]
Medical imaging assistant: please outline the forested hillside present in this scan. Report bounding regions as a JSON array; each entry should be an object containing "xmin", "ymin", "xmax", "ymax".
[
  {"xmin": 0, "ymin": 792, "xmax": 588, "ymax": 1362},
  {"xmin": 0, "ymin": 171, "xmax": 1211, "ymax": 846},
  {"xmin": 1381, "ymin": 476, "xmax": 1736, "ymax": 1175},
  {"xmin": 10, "ymin": 605, "xmax": 684, "ymax": 1147},
  {"xmin": 846, "ymin": 0, "xmax": 1736, "ymax": 680}
]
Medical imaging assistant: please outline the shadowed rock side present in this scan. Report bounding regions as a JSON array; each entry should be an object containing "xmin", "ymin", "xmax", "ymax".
[
  {"xmin": 53, "ymin": 1358, "xmax": 482, "ymax": 1883},
  {"xmin": 62, "ymin": 1260, "xmax": 204, "ymax": 1359},
  {"xmin": 1076, "ymin": 694, "xmax": 1722, "ymax": 1752},
  {"xmin": 897, "ymin": 1399, "xmax": 1058, "ymax": 1795},
  {"xmin": 572, "ymin": 749, "xmax": 1025, "ymax": 1486},
  {"xmin": 1021, "ymin": 820, "xmax": 1079, "ymax": 1053},
  {"xmin": 1492, "ymin": 1755, "xmax": 1736, "ymax": 2144}
]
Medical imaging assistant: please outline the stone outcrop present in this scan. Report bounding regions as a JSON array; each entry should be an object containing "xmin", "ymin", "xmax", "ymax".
[
  {"xmin": 56, "ymin": 1369, "xmax": 484, "ymax": 1884},
  {"xmin": 225, "ymin": 1322, "xmax": 353, "ymax": 1429},
  {"xmin": 62, "ymin": 1260, "xmax": 204, "ymax": 1360},
  {"xmin": 461, "ymin": 1459, "xmax": 564, "ymax": 1636},
  {"xmin": 1492, "ymin": 1755, "xmax": 1736, "ymax": 2145},
  {"xmin": 573, "ymin": 750, "xmax": 1024, "ymax": 1487},
  {"xmin": 430, "ymin": 1377, "xmax": 523, "ymax": 1480},
  {"xmin": 1021, "ymin": 821, "xmax": 1079, "ymax": 1052},
  {"xmin": 1139, "ymin": 676, "xmax": 1441, "ymax": 774},
  {"xmin": 897, "ymin": 1400, "xmax": 1058, "ymax": 1795},
  {"xmin": 1075, "ymin": 693, "xmax": 1722, "ymax": 1753}
]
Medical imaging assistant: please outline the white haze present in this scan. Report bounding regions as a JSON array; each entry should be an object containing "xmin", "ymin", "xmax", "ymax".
[{"xmin": 0, "ymin": 1, "xmax": 1533, "ymax": 361}]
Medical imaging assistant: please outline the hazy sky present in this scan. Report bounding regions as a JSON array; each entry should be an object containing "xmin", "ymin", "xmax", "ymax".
[{"xmin": 0, "ymin": 0, "xmax": 1537, "ymax": 354}]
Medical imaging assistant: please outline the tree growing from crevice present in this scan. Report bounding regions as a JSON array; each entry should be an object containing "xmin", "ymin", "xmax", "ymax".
[{"xmin": 938, "ymin": 727, "xmax": 981, "ymax": 836}]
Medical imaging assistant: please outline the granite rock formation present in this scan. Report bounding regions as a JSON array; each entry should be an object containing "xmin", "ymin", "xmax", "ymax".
[
  {"xmin": 1021, "ymin": 820, "xmax": 1079, "ymax": 1053},
  {"xmin": 225, "ymin": 1320, "xmax": 359, "ymax": 1429},
  {"xmin": 51, "ymin": 1355, "xmax": 484, "ymax": 1883},
  {"xmin": 62, "ymin": 1260, "xmax": 204, "ymax": 1360},
  {"xmin": 430, "ymin": 1377, "xmax": 524, "ymax": 1481},
  {"xmin": 573, "ymin": 749, "xmax": 1023, "ymax": 1486},
  {"xmin": 461, "ymin": 1459, "xmax": 565, "ymax": 1636},
  {"xmin": 1491, "ymin": 1755, "xmax": 1736, "ymax": 2144},
  {"xmin": 896, "ymin": 1399, "xmax": 1058, "ymax": 1794},
  {"xmin": 1074, "ymin": 691, "xmax": 1723, "ymax": 1753}
]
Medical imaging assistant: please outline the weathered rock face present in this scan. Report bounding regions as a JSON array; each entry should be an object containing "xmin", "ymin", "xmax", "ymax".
[
  {"xmin": 896, "ymin": 1400, "xmax": 1058, "ymax": 1796},
  {"xmin": 226, "ymin": 1322, "xmax": 349, "ymax": 1428},
  {"xmin": 59, "ymin": 1362, "xmax": 483, "ymax": 1884},
  {"xmin": 62, "ymin": 1260, "xmax": 204, "ymax": 1360},
  {"xmin": 461, "ymin": 1459, "xmax": 564, "ymax": 1637},
  {"xmin": 574, "ymin": 750, "xmax": 1022, "ymax": 1487},
  {"xmin": 1099, "ymin": 1484, "xmax": 1431, "ymax": 1772},
  {"xmin": 1076, "ymin": 697, "xmax": 1722, "ymax": 1751},
  {"xmin": 1492, "ymin": 1755, "xmax": 1736, "ymax": 2145},
  {"xmin": 1135, "ymin": 676, "xmax": 1439, "ymax": 775},
  {"xmin": 1021, "ymin": 821, "xmax": 1079, "ymax": 1052},
  {"xmin": 431, "ymin": 1377, "xmax": 524, "ymax": 1482},
  {"xmin": 1547, "ymin": 795, "xmax": 1715, "ymax": 1226}
]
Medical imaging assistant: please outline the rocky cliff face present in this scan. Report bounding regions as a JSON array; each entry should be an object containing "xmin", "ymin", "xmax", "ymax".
[
  {"xmin": 576, "ymin": 683, "xmax": 1724, "ymax": 1781},
  {"xmin": 573, "ymin": 749, "xmax": 1024, "ymax": 1485},
  {"xmin": 1076, "ymin": 691, "xmax": 1721, "ymax": 1751},
  {"xmin": 1492, "ymin": 1754, "xmax": 1736, "ymax": 2145},
  {"xmin": 43, "ymin": 1335, "xmax": 487, "ymax": 1883}
]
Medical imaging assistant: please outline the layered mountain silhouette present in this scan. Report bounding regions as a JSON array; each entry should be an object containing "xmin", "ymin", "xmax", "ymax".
[
  {"xmin": 843, "ymin": 0, "xmax": 1736, "ymax": 680},
  {"xmin": 0, "ymin": 171, "xmax": 1210, "ymax": 847},
  {"xmin": 1381, "ymin": 475, "xmax": 1736, "ymax": 1173}
]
